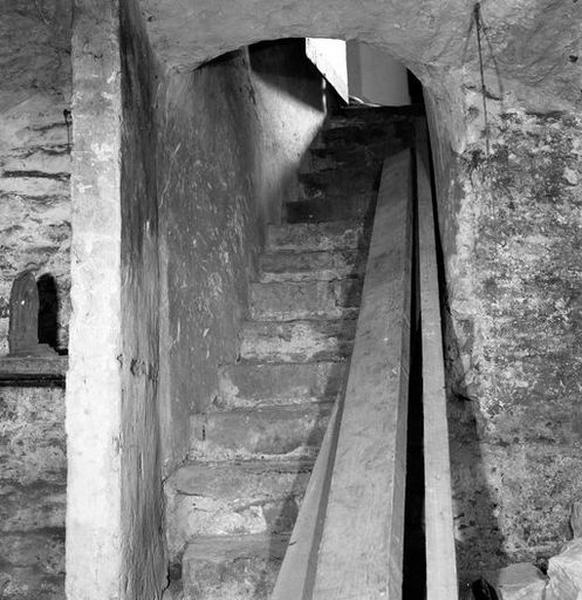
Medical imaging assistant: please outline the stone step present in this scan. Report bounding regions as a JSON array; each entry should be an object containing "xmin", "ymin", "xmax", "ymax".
[
  {"xmin": 249, "ymin": 278, "xmax": 362, "ymax": 321},
  {"xmin": 330, "ymin": 104, "xmax": 422, "ymax": 124},
  {"xmin": 265, "ymin": 221, "xmax": 366, "ymax": 253},
  {"xmin": 258, "ymin": 249, "xmax": 365, "ymax": 283},
  {"xmin": 302, "ymin": 144, "xmax": 385, "ymax": 172},
  {"xmin": 240, "ymin": 319, "xmax": 356, "ymax": 363},
  {"xmin": 312, "ymin": 120, "xmax": 402, "ymax": 149},
  {"xmin": 190, "ymin": 403, "xmax": 333, "ymax": 460},
  {"xmin": 165, "ymin": 459, "xmax": 313, "ymax": 555},
  {"xmin": 182, "ymin": 533, "xmax": 289, "ymax": 600},
  {"xmin": 286, "ymin": 195, "xmax": 374, "ymax": 223},
  {"xmin": 218, "ymin": 361, "xmax": 348, "ymax": 408},
  {"xmin": 297, "ymin": 178, "xmax": 377, "ymax": 205}
]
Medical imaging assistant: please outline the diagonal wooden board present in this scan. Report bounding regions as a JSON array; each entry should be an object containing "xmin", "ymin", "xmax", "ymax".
[
  {"xmin": 309, "ymin": 149, "xmax": 413, "ymax": 600},
  {"xmin": 417, "ymin": 121, "xmax": 458, "ymax": 600}
]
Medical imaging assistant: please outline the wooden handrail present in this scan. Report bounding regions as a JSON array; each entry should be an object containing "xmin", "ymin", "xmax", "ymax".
[
  {"xmin": 417, "ymin": 121, "xmax": 458, "ymax": 599},
  {"xmin": 273, "ymin": 149, "xmax": 413, "ymax": 600}
]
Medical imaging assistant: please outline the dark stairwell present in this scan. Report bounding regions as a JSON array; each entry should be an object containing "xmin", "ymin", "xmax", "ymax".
[{"xmin": 163, "ymin": 105, "xmax": 417, "ymax": 600}]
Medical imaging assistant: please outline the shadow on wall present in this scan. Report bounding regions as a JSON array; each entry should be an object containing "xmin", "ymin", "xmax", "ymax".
[
  {"xmin": 429, "ymin": 170, "xmax": 507, "ymax": 583},
  {"xmin": 37, "ymin": 273, "xmax": 59, "ymax": 351},
  {"xmin": 247, "ymin": 39, "xmax": 340, "ymax": 222},
  {"xmin": 249, "ymin": 39, "xmax": 331, "ymax": 113}
]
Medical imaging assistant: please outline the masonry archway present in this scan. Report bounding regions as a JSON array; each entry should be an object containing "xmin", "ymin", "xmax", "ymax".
[{"xmin": 66, "ymin": 1, "xmax": 582, "ymax": 598}]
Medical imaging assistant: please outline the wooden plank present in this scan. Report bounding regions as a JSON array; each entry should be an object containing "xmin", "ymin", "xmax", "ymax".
[
  {"xmin": 417, "ymin": 120, "xmax": 458, "ymax": 599},
  {"xmin": 271, "ymin": 400, "xmax": 342, "ymax": 600},
  {"xmin": 311, "ymin": 150, "xmax": 413, "ymax": 599}
]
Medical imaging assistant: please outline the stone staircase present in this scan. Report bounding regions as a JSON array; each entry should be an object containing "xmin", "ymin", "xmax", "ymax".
[{"xmin": 164, "ymin": 107, "xmax": 413, "ymax": 599}]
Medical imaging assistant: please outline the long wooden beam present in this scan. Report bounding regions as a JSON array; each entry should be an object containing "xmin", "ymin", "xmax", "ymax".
[
  {"xmin": 417, "ymin": 121, "xmax": 458, "ymax": 599},
  {"xmin": 311, "ymin": 149, "xmax": 413, "ymax": 599},
  {"xmin": 271, "ymin": 400, "xmax": 342, "ymax": 600}
]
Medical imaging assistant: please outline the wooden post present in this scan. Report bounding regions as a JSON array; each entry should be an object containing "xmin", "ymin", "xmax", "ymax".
[{"xmin": 417, "ymin": 120, "xmax": 458, "ymax": 599}]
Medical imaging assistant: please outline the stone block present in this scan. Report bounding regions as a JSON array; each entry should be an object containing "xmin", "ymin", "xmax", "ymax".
[
  {"xmin": 482, "ymin": 563, "xmax": 547, "ymax": 600},
  {"xmin": 218, "ymin": 361, "xmax": 347, "ymax": 407},
  {"xmin": 190, "ymin": 403, "xmax": 332, "ymax": 460},
  {"xmin": 265, "ymin": 222, "xmax": 365, "ymax": 253},
  {"xmin": 249, "ymin": 279, "xmax": 362, "ymax": 320},
  {"xmin": 546, "ymin": 539, "xmax": 582, "ymax": 600},
  {"xmin": 165, "ymin": 460, "xmax": 310, "ymax": 555}
]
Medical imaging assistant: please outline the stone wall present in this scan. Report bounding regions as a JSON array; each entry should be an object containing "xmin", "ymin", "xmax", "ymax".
[
  {"xmin": 432, "ymin": 95, "xmax": 582, "ymax": 577},
  {"xmin": 0, "ymin": 0, "xmax": 72, "ymax": 354},
  {"xmin": 158, "ymin": 41, "xmax": 331, "ymax": 473},
  {"xmin": 0, "ymin": 386, "xmax": 66, "ymax": 599}
]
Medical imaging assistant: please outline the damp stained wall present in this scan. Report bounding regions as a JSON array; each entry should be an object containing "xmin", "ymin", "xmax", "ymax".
[{"xmin": 425, "ymin": 76, "xmax": 582, "ymax": 576}]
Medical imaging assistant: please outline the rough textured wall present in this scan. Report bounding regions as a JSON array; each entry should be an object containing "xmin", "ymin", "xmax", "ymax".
[
  {"xmin": 435, "ymin": 99, "xmax": 582, "ymax": 577},
  {"xmin": 158, "ymin": 42, "xmax": 331, "ymax": 473},
  {"xmin": 157, "ymin": 51, "xmax": 262, "ymax": 472},
  {"xmin": 119, "ymin": 0, "xmax": 166, "ymax": 596},
  {"xmin": 0, "ymin": 0, "xmax": 72, "ymax": 354},
  {"xmin": 0, "ymin": 386, "xmax": 66, "ymax": 599}
]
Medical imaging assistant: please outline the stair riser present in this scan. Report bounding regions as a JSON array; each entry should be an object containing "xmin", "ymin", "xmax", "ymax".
[
  {"xmin": 167, "ymin": 490, "xmax": 304, "ymax": 555},
  {"xmin": 182, "ymin": 534, "xmax": 288, "ymax": 600},
  {"xmin": 249, "ymin": 279, "xmax": 362, "ymax": 321},
  {"xmin": 240, "ymin": 320, "xmax": 355, "ymax": 363},
  {"xmin": 266, "ymin": 222, "xmax": 365, "ymax": 253},
  {"xmin": 218, "ymin": 362, "xmax": 347, "ymax": 408},
  {"xmin": 190, "ymin": 405, "xmax": 332, "ymax": 460},
  {"xmin": 258, "ymin": 250, "xmax": 364, "ymax": 283},
  {"xmin": 297, "ymin": 177, "xmax": 377, "ymax": 202},
  {"xmin": 286, "ymin": 197, "xmax": 374, "ymax": 223}
]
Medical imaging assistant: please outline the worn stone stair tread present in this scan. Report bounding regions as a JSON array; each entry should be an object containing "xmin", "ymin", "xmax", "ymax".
[
  {"xmin": 266, "ymin": 221, "xmax": 365, "ymax": 252},
  {"xmin": 258, "ymin": 249, "xmax": 364, "ymax": 282},
  {"xmin": 169, "ymin": 457, "xmax": 315, "ymax": 495},
  {"xmin": 297, "ymin": 180, "xmax": 377, "ymax": 203},
  {"xmin": 298, "ymin": 166, "xmax": 379, "ymax": 186},
  {"xmin": 240, "ymin": 319, "xmax": 356, "ymax": 363},
  {"xmin": 218, "ymin": 361, "xmax": 348, "ymax": 407},
  {"xmin": 249, "ymin": 278, "xmax": 363, "ymax": 321},
  {"xmin": 190, "ymin": 403, "xmax": 333, "ymax": 460},
  {"xmin": 182, "ymin": 533, "xmax": 289, "ymax": 600},
  {"xmin": 286, "ymin": 196, "xmax": 374, "ymax": 223},
  {"xmin": 166, "ymin": 460, "xmax": 314, "ymax": 553}
]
